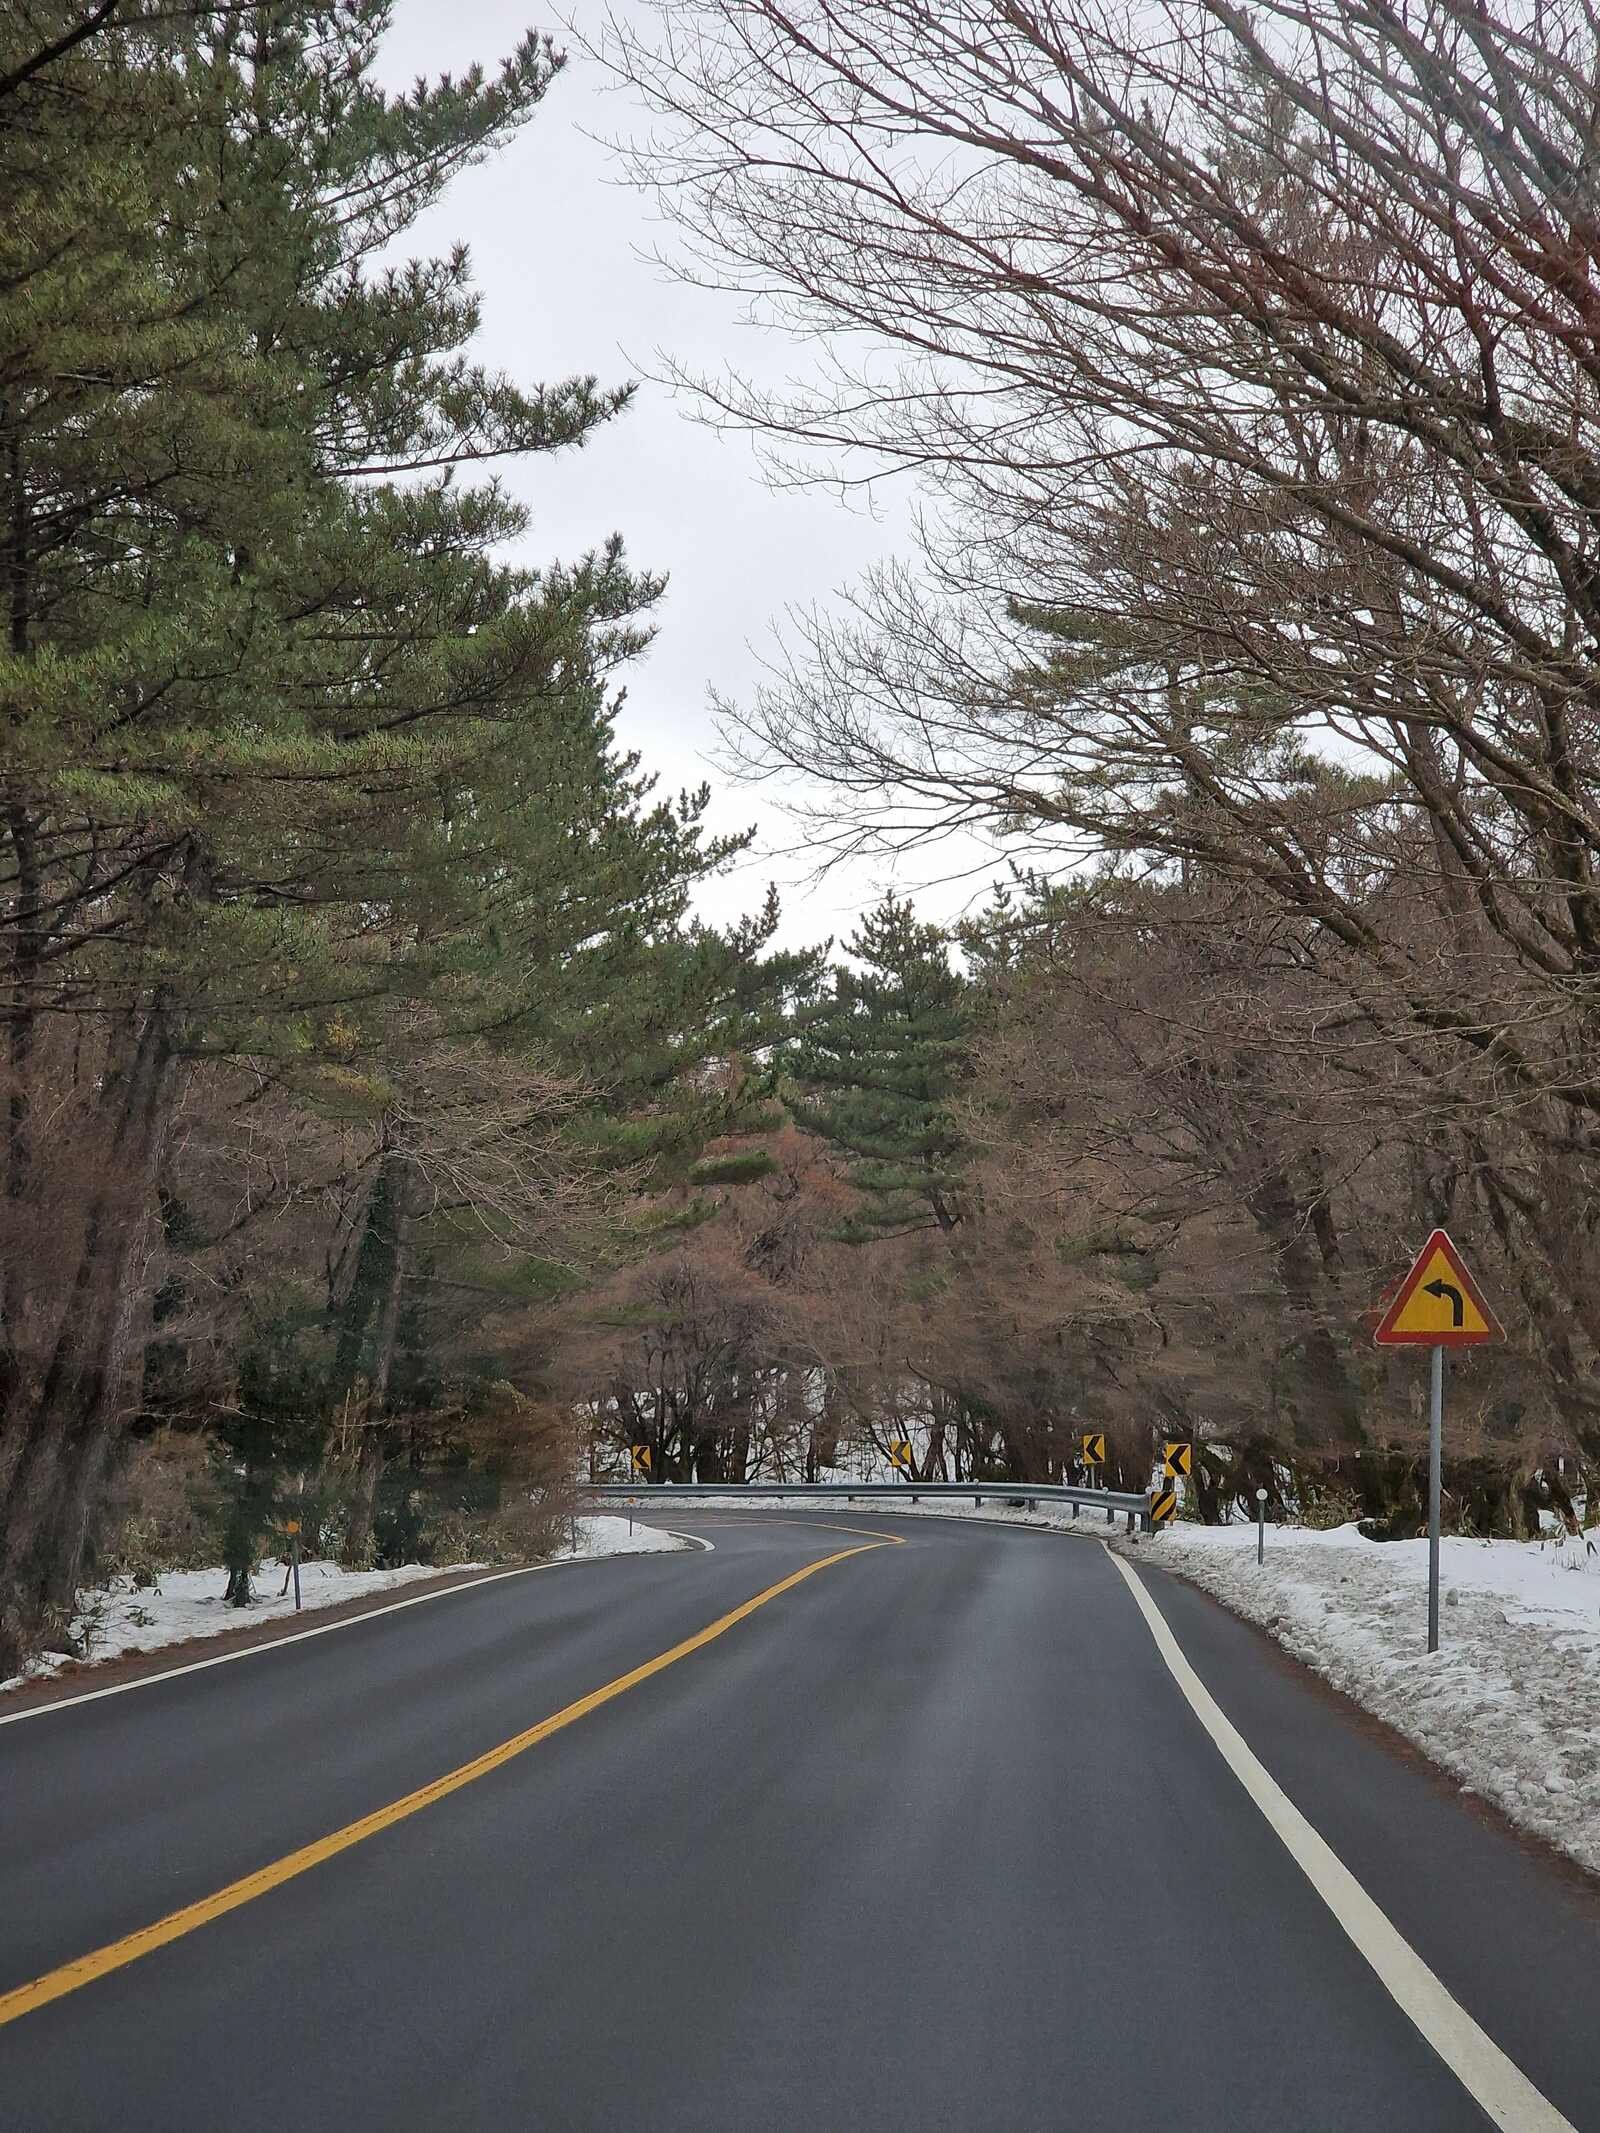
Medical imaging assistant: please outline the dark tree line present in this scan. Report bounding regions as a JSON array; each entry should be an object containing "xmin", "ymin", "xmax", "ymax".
[
  {"xmin": 558, "ymin": 0, "xmax": 1600, "ymax": 1532},
  {"xmin": 10, "ymin": 0, "xmax": 1600, "ymax": 1685},
  {"xmin": 0, "ymin": 3, "xmax": 812, "ymax": 1671}
]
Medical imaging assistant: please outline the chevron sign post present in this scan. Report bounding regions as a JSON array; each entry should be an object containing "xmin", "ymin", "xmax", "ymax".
[{"xmin": 1148, "ymin": 1486, "xmax": 1179, "ymax": 1529}]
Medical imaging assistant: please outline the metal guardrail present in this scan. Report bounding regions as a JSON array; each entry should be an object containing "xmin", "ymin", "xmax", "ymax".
[{"xmin": 585, "ymin": 1479, "xmax": 1154, "ymax": 1534}]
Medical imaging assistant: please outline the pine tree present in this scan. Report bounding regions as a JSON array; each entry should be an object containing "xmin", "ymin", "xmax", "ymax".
[
  {"xmin": 0, "ymin": 7, "xmax": 811, "ymax": 1662},
  {"xmin": 789, "ymin": 897, "xmax": 969, "ymax": 1242}
]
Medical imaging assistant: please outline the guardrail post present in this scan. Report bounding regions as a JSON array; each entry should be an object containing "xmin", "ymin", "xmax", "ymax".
[{"xmin": 1125, "ymin": 1508, "xmax": 1134, "ymax": 1535}]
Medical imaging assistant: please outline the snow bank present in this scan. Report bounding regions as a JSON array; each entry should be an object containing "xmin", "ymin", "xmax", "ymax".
[
  {"xmin": 1144, "ymin": 1519, "xmax": 1600, "ymax": 1875},
  {"xmin": 558, "ymin": 1512, "xmax": 694, "ymax": 1562},
  {"xmin": 1, "ymin": 1514, "xmax": 688, "ymax": 1695}
]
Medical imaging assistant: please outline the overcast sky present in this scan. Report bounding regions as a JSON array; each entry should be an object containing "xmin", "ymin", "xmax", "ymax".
[{"xmin": 374, "ymin": 1, "xmax": 991, "ymax": 954}]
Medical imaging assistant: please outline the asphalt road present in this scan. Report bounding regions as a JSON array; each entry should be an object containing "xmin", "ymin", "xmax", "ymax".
[{"xmin": 2, "ymin": 1511, "xmax": 1598, "ymax": 2131}]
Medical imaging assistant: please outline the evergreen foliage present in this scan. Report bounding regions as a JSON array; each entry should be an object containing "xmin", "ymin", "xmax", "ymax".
[
  {"xmin": 0, "ymin": 5, "xmax": 813, "ymax": 1658},
  {"xmin": 789, "ymin": 897, "xmax": 969, "ymax": 1242}
]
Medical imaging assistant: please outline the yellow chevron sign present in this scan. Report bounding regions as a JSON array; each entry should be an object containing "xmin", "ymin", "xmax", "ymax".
[
  {"xmin": 887, "ymin": 1440, "xmax": 914, "ymax": 1472},
  {"xmin": 1080, "ymin": 1432, "xmax": 1106, "ymax": 1466},
  {"xmin": 1150, "ymin": 1488, "xmax": 1179, "ymax": 1527},
  {"xmin": 1163, "ymin": 1441, "xmax": 1192, "ymax": 1480},
  {"xmin": 629, "ymin": 1444, "xmax": 652, "ymax": 1476}
]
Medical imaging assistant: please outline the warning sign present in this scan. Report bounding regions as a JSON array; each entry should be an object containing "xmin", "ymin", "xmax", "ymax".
[
  {"xmin": 1080, "ymin": 1432, "xmax": 1106, "ymax": 1466},
  {"xmin": 1373, "ymin": 1230, "xmax": 1500, "ymax": 1348}
]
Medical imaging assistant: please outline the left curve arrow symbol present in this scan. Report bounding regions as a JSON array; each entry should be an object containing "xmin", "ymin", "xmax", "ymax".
[{"xmin": 1422, "ymin": 1278, "xmax": 1464, "ymax": 1328}]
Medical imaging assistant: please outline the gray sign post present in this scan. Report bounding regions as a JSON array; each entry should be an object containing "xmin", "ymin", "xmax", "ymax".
[
  {"xmin": 1371, "ymin": 1229, "xmax": 1499, "ymax": 1654},
  {"xmin": 1428, "ymin": 1344, "xmax": 1443, "ymax": 1654}
]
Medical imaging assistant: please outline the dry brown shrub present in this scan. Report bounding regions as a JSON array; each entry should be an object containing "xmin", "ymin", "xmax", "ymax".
[{"xmin": 92, "ymin": 1428, "xmax": 225, "ymax": 1586}]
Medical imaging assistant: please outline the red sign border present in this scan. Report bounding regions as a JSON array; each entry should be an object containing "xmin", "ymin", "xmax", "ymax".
[{"xmin": 1373, "ymin": 1228, "xmax": 1501, "ymax": 1347}]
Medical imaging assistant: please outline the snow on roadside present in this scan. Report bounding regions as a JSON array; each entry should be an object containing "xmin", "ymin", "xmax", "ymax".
[
  {"xmin": 1138, "ymin": 1519, "xmax": 1600, "ymax": 1875},
  {"xmin": 559, "ymin": 1512, "xmax": 694, "ymax": 1561},
  {"xmin": 0, "ymin": 1514, "xmax": 688, "ymax": 1695},
  {"xmin": 0, "ymin": 1559, "xmax": 477, "ymax": 1692}
]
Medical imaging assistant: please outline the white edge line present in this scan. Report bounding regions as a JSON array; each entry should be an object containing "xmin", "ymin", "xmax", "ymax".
[
  {"xmin": 1104, "ymin": 1543, "xmax": 1576, "ymax": 2133},
  {"xmin": 0, "ymin": 1537, "xmax": 703, "ymax": 1730},
  {"xmin": 663, "ymin": 1530, "xmax": 716, "ymax": 1553}
]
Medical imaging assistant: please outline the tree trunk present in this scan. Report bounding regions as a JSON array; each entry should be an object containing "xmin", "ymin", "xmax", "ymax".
[
  {"xmin": 341, "ymin": 1428, "xmax": 387, "ymax": 1568},
  {"xmin": 0, "ymin": 1016, "xmax": 177, "ymax": 1674},
  {"xmin": 727, "ymin": 1408, "xmax": 752, "ymax": 1485},
  {"xmin": 335, "ymin": 1151, "xmax": 410, "ymax": 1567}
]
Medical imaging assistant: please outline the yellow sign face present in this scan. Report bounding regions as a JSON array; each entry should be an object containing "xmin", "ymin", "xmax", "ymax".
[
  {"xmin": 888, "ymin": 1439, "xmax": 913, "ymax": 1471},
  {"xmin": 1373, "ymin": 1230, "xmax": 1499, "ymax": 1347},
  {"xmin": 1162, "ymin": 1441, "xmax": 1192, "ymax": 1479},
  {"xmin": 1150, "ymin": 1488, "xmax": 1178, "ymax": 1526},
  {"xmin": 1080, "ymin": 1432, "xmax": 1106, "ymax": 1465},
  {"xmin": 1388, "ymin": 1247, "xmax": 1491, "ymax": 1338},
  {"xmin": 629, "ymin": 1444, "xmax": 652, "ymax": 1475}
]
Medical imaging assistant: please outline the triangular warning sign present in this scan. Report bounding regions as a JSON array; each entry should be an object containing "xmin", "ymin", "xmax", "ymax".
[{"xmin": 1373, "ymin": 1230, "xmax": 1500, "ymax": 1347}]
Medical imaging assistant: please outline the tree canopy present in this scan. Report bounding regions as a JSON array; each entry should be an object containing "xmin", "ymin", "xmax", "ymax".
[{"xmin": 0, "ymin": 2, "xmax": 812, "ymax": 1669}]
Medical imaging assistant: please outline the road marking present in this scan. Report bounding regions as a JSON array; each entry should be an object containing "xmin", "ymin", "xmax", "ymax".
[
  {"xmin": 713, "ymin": 1504, "xmax": 1103, "ymax": 1543},
  {"xmin": 0, "ymin": 1539, "xmax": 892, "ymax": 2029},
  {"xmin": 1106, "ymin": 1548, "xmax": 1576, "ymax": 2133},
  {"xmin": 0, "ymin": 1545, "xmax": 701, "ymax": 1731},
  {"xmin": 668, "ymin": 1517, "xmax": 910, "ymax": 1543}
]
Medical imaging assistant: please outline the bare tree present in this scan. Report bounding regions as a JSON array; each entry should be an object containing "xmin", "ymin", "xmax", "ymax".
[{"xmin": 597, "ymin": 0, "xmax": 1600, "ymax": 1473}]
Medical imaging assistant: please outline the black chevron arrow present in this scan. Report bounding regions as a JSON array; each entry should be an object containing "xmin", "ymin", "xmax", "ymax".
[{"xmin": 1422, "ymin": 1278, "xmax": 1464, "ymax": 1328}]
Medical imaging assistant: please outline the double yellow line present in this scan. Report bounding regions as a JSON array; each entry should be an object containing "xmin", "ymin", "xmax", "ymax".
[{"xmin": 0, "ymin": 1536, "xmax": 897, "ymax": 2030}]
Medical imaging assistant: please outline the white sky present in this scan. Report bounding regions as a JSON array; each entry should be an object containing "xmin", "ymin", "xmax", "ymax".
[{"xmin": 375, "ymin": 1, "xmax": 997, "ymax": 953}]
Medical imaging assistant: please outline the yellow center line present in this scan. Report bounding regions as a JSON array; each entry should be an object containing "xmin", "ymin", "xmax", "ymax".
[{"xmin": 0, "ymin": 1538, "xmax": 895, "ymax": 2031}]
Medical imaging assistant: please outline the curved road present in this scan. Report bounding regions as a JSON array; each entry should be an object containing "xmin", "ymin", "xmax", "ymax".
[{"xmin": 2, "ymin": 1511, "xmax": 1598, "ymax": 2130}]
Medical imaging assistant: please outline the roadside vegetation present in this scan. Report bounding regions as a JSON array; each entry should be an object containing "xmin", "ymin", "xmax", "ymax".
[
  {"xmin": 7, "ymin": 0, "xmax": 1600, "ymax": 1676},
  {"xmin": 573, "ymin": 0, "xmax": 1600, "ymax": 1542},
  {"xmin": 0, "ymin": 2, "xmax": 811, "ymax": 1674}
]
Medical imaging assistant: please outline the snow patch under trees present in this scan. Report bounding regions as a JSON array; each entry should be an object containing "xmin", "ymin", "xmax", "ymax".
[{"xmin": 0, "ymin": 1516, "xmax": 688, "ymax": 1694}]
